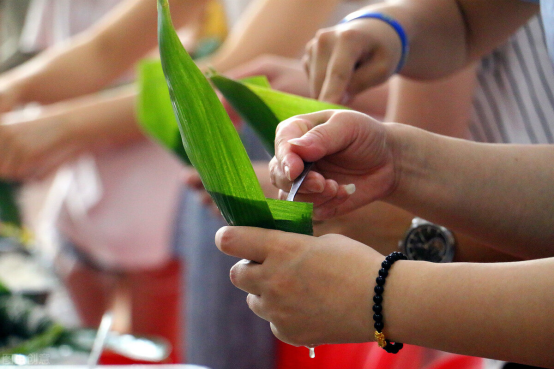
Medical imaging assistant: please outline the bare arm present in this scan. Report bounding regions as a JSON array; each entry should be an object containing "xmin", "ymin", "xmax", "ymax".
[
  {"xmin": 200, "ymin": 0, "xmax": 343, "ymax": 73},
  {"xmin": 386, "ymin": 256, "xmax": 554, "ymax": 367},
  {"xmin": 0, "ymin": 0, "xmax": 206, "ymax": 108},
  {"xmin": 315, "ymin": 64, "xmax": 521, "ymax": 262},
  {"xmin": 381, "ymin": 0, "xmax": 538, "ymax": 79},
  {"xmin": 217, "ymin": 226, "xmax": 554, "ymax": 368},
  {"xmin": 307, "ymin": 0, "xmax": 538, "ymax": 103},
  {"xmin": 0, "ymin": 85, "xmax": 141, "ymax": 180}
]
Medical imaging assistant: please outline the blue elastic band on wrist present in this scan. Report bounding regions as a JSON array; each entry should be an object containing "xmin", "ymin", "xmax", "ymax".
[{"xmin": 340, "ymin": 12, "xmax": 409, "ymax": 73}]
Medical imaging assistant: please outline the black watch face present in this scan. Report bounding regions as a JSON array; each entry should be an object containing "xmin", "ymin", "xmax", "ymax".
[{"xmin": 404, "ymin": 224, "xmax": 454, "ymax": 263}]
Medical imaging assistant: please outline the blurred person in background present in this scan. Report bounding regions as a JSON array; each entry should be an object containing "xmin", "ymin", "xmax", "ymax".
[
  {"xmin": 0, "ymin": 0, "xmax": 217, "ymax": 363},
  {"xmin": 0, "ymin": 0, "xmax": 385, "ymax": 366}
]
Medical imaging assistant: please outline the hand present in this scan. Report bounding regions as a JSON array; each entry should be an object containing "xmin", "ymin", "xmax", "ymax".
[
  {"xmin": 225, "ymin": 54, "xmax": 310, "ymax": 97},
  {"xmin": 0, "ymin": 79, "xmax": 22, "ymax": 114},
  {"xmin": 303, "ymin": 18, "xmax": 402, "ymax": 104},
  {"xmin": 215, "ymin": 226, "xmax": 383, "ymax": 346},
  {"xmin": 269, "ymin": 110, "xmax": 397, "ymax": 220},
  {"xmin": 0, "ymin": 109, "xmax": 81, "ymax": 180}
]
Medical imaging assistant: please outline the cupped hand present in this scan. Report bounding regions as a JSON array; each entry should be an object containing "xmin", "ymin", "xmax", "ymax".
[
  {"xmin": 215, "ymin": 226, "xmax": 383, "ymax": 346},
  {"xmin": 303, "ymin": 17, "xmax": 402, "ymax": 104},
  {"xmin": 0, "ymin": 80, "xmax": 21, "ymax": 114},
  {"xmin": 0, "ymin": 110, "xmax": 78, "ymax": 180},
  {"xmin": 270, "ymin": 110, "xmax": 398, "ymax": 220}
]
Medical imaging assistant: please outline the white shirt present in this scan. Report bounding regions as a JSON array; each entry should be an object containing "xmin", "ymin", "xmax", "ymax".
[{"xmin": 470, "ymin": 16, "xmax": 554, "ymax": 145}]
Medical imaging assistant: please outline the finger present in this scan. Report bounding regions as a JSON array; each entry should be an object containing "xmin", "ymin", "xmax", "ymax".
[
  {"xmin": 281, "ymin": 178, "xmax": 340, "ymax": 206},
  {"xmin": 215, "ymin": 226, "xmax": 283, "ymax": 263},
  {"xmin": 274, "ymin": 111, "xmax": 334, "ymax": 180},
  {"xmin": 270, "ymin": 322, "xmax": 302, "ymax": 347},
  {"xmin": 224, "ymin": 55, "xmax": 275, "ymax": 81},
  {"xmin": 229, "ymin": 259, "xmax": 264, "ymax": 295},
  {"xmin": 346, "ymin": 52, "xmax": 396, "ymax": 97},
  {"xmin": 307, "ymin": 28, "xmax": 335, "ymax": 99},
  {"xmin": 312, "ymin": 184, "xmax": 356, "ymax": 220},
  {"xmin": 286, "ymin": 110, "xmax": 370, "ymax": 163},
  {"xmin": 270, "ymin": 158, "xmax": 326, "ymax": 194},
  {"xmin": 247, "ymin": 294, "xmax": 270, "ymax": 322},
  {"xmin": 319, "ymin": 30, "xmax": 370, "ymax": 104}
]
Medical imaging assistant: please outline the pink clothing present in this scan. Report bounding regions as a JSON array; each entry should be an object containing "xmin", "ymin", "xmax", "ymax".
[{"xmin": 57, "ymin": 140, "xmax": 184, "ymax": 270}]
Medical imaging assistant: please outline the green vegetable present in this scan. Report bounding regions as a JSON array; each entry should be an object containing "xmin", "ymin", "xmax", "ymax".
[
  {"xmin": 157, "ymin": 0, "xmax": 312, "ymax": 234},
  {"xmin": 0, "ymin": 295, "xmax": 65, "ymax": 355},
  {"xmin": 209, "ymin": 74, "xmax": 346, "ymax": 155}
]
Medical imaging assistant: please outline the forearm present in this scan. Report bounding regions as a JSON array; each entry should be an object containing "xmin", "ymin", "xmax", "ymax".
[
  {"xmin": 314, "ymin": 201, "xmax": 520, "ymax": 263},
  {"xmin": 4, "ymin": 0, "xmax": 205, "ymax": 105},
  {"xmin": 384, "ymin": 257, "xmax": 554, "ymax": 367},
  {"xmin": 46, "ymin": 84, "xmax": 144, "ymax": 151},
  {"xmin": 365, "ymin": 0, "xmax": 538, "ymax": 79},
  {"xmin": 202, "ymin": 0, "xmax": 341, "ymax": 73},
  {"xmin": 386, "ymin": 123, "xmax": 554, "ymax": 258}
]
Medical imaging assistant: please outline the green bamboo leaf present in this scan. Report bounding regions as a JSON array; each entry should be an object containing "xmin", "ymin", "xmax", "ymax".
[
  {"xmin": 158, "ymin": 0, "xmax": 312, "ymax": 234},
  {"xmin": 209, "ymin": 74, "xmax": 279, "ymax": 154},
  {"xmin": 209, "ymin": 73, "xmax": 346, "ymax": 155},
  {"xmin": 158, "ymin": 0, "xmax": 275, "ymax": 229},
  {"xmin": 137, "ymin": 59, "xmax": 190, "ymax": 165}
]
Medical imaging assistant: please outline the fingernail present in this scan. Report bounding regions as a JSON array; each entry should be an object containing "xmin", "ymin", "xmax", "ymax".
[
  {"xmin": 284, "ymin": 165, "xmax": 291, "ymax": 181},
  {"xmin": 344, "ymin": 184, "xmax": 356, "ymax": 195},
  {"xmin": 288, "ymin": 136, "xmax": 312, "ymax": 147},
  {"xmin": 306, "ymin": 181, "xmax": 324, "ymax": 193}
]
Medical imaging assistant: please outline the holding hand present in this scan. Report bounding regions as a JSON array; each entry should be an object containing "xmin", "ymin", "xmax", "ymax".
[
  {"xmin": 270, "ymin": 110, "xmax": 397, "ymax": 220},
  {"xmin": 215, "ymin": 226, "xmax": 383, "ymax": 346},
  {"xmin": 303, "ymin": 13, "xmax": 403, "ymax": 104},
  {"xmin": 0, "ymin": 109, "xmax": 79, "ymax": 180}
]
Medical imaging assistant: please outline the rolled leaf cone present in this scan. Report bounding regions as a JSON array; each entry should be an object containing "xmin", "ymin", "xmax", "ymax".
[{"xmin": 157, "ymin": 0, "xmax": 312, "ymax": 234}]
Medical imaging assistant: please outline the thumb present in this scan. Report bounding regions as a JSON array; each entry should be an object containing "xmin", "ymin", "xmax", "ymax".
[{"xmin": 287, "ymin": 110, "xmax": 366, "ymax": 162}]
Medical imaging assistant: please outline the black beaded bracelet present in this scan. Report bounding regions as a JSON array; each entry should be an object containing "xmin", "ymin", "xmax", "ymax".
[{"xmin": 372, "ymin": 251, "xmax": 407, "ymax": 354}]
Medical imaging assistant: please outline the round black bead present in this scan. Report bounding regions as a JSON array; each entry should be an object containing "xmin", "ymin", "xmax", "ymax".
[
  {"xmin": 381, "ymin": 260, "xmax": 391, "ymax": 270},
  {"xmin": 374, "ymin": 285, "xmax": 384, "ymax": 295},
  {"xmin": 378, "ymin": 268, "xmax": 388, "ymax": 278},
  {"xmin": 373, "ymin": 313, "xmax": 383, "ymax": 322},
  {"xmin": 399, "ymin": 254, "xmax": 408, "ymax": 260},
  {"xmin": 374, "ymin": 321, "xmax": 384, "ymax": 331},
  {"xmin": 386, "ymin": 255, "xmax": 395, "ymax": 263},
  {"xmin": 373, "ymin": 295, "xmax": 383, "ymax": 304},
  {"xmin": 376, "ymin": 276, "xmax": 386, "ymax": 286},
  {"xmin": 372, "ymin": 304, "xmax": 382, "ymax": 313}
]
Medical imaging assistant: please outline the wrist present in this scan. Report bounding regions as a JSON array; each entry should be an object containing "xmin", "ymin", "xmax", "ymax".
[{"xmin": 382, "ymin": 122, "xmax": 432, "ymax": 207}]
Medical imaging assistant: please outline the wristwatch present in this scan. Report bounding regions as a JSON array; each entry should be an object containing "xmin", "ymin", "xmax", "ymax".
[{"xmin": 399, "ymin": 217, "xmax": 456, "ymax": 263}]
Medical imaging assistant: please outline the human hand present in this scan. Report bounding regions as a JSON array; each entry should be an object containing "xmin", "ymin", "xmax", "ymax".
[
  {"xmin": 303, "ymin": 17, "xmax": 402, "ymax": 104},
  {"xmin": 0, "ymin": 79, "xmax": 22, "ymax": 114},
  {"xmin": 225, "ymin": 55, "xmax": 310, "ymax": 97},
  {"xmin": 215, "ymin": 226, "xmax": 383, "ymax": 346},
  {"xmin": 0, "ymin": 109, "xmax": 80, "ymax": 180},
  {"xmin": 270, "ymin": 109, "xmax": 397, "ymax": 220}
]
